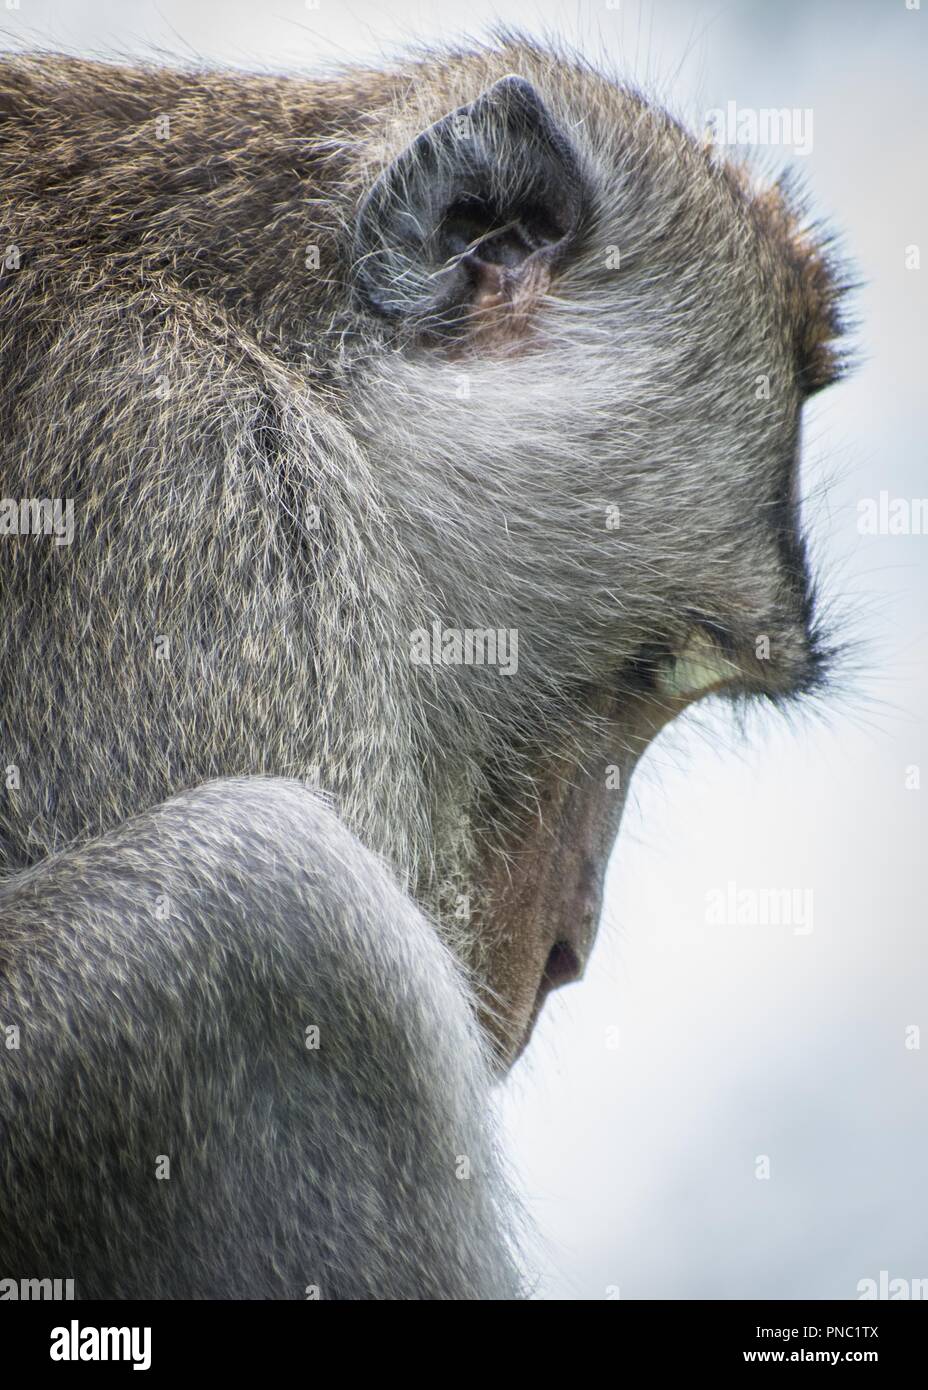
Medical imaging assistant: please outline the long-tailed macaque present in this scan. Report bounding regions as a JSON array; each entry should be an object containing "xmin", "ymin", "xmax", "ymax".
[{"xmin": 0, "ymin": 37, "xmax": 846, "ymax": 1298}]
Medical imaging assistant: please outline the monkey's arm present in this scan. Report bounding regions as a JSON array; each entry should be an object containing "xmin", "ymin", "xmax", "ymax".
[{"xmin": 0, "ymin": 778, "xmax": 519, "ymax": 1299}]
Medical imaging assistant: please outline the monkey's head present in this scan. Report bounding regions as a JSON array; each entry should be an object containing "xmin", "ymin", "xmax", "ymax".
[
  {"xmin": 339, "ymin": 42, "xmax": 848, "ymax": 1064},
  {"xmin": 0, "ymin": 41, "xmax": 848, "ymax": 1072}
]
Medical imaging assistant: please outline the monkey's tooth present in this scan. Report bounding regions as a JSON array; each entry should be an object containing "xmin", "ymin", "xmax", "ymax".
[{"xmin": 657, "ymin": 630, "xmax": 738, "ymax": 698}]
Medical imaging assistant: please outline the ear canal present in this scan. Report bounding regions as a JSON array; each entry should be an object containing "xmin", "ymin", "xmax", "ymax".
[{"xmin": 353, "ymin": 74, "xmax": 587, "ymax": 330}]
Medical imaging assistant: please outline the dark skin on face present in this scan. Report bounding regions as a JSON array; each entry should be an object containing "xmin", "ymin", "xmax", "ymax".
[{"xmin": 475, "ymin": 683, "xmax": 703, "ymax": 1069}]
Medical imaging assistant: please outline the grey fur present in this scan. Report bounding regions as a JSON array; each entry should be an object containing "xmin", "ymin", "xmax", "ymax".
[
  {"xmin": 0, "ymin": 35, "xmax": 846, "ymax": 1299},
  {"xmin": 1, "ymin": 779, "xmax": 519, "ymax": 1298}
]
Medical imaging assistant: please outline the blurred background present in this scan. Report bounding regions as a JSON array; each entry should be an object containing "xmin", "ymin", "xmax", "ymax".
[{"xmin": 4, "ymin": 0, "xmax": 924, "ymax": 1299}]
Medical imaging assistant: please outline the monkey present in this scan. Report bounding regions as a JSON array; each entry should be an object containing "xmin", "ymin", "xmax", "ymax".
[{"xmin": 0, "ymin": 35, "xmax": 847, "ymax": 1299}]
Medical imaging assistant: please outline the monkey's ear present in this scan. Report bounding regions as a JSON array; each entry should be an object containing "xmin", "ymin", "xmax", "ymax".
[{"xmin": 353, "ymin": 75, "xmax": 587, "ymax": 331}]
